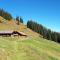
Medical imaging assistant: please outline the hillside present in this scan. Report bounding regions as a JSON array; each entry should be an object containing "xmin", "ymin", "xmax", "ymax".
[
  {"xmin": 0, "ymin": 16, "xmax": 60, "ymax": 60},
  {"xmin": 0, "ymin": 16, "xmax": 39, "ymax": 37},
  {"xmin": 0, "ymin": 36, "xmax": 60, "ymax": 60}
]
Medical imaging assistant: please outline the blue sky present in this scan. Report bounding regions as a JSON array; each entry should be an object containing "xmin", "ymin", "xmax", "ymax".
[{"xmin": 0, "ymin": 0, "xmax": 60, "ymax": 32}]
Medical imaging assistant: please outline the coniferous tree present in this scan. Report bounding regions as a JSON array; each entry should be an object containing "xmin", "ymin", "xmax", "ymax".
[
  {"xmin": 43, "ymin": 27, "xmax": 48, "ymax": 39},
  {"xmin": 47, "ymin": 29, "xmax": 52, "ymax": 40},
  {"xmin": 16, "ymin": 16, "xmax": 20, "ymax": 25},
  {"xmin": 20, "ymin": 17, "xmax": 23, "ymax": 23},
  {"xmin": 51, "ymin": 32, "xmax": 57, "ymax": 42},
  {"xmin": 57, "ymin": 33, "xmax": 60, "ymax": 43},
  {"xmin": 0, "ymin": 9, "xmax": 12, "ymax": 20}
]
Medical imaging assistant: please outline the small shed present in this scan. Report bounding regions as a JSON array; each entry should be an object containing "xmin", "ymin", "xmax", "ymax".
[{"xmin": 0, "ymin": 31, "xmax": 27, "ymax": 37}]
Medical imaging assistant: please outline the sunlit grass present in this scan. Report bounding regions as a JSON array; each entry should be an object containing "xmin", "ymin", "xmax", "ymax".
[{"xmin": 0, "ymin": 37, "xmax": 60, "ymax": 60}]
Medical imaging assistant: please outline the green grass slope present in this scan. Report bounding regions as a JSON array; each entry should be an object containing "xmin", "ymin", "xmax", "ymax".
[
  {"xmin": 0, "ymin": 37, "xmax": 60, "ymax": 60},
  {"xmin": 0, "ymin": 16, "xmax": 60, "ymax": 60}
]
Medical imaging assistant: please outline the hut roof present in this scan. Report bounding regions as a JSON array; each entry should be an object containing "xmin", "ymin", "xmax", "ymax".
[
  {"xmin": 19, "ymin": 32, "xmax": 27, "ymax": 36},
  {"xmin": 0, "ymin": 30, "xmax": 27, "ymax": 36},
  {"xmin": 0, "ymin": 31, "xmax": 13, "ymax": 34}
]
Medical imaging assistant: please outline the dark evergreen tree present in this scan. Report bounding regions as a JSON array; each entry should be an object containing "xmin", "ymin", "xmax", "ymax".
[
  {"xmin": 47, "ymin": 29, "xmax": 52, "ymax": 40},
  {"xmin": 20, "ymin": 17, "xmax": 23, "ymax": 23},
  {"xmin": 43, "ymin": 27, "xmax": 48, "ymax": 39},
  {"xmin": 0, "ymin": 9, "xmax": 12, "ymax": 20},
  {"xmin": 51, "ymin": 32, "xmax": 57, "ymax": 42},
  {"xmin": 16, "ymin": 16, "xmax": 20, "ymax": 25},
  {"xmin": 57, "ymin": 33, "xmax": 60, "ymax": 43}
]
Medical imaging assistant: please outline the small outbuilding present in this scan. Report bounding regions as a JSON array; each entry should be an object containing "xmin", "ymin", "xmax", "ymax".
[{"xmin": 0, "ymin": 30, "xmax": 27, "ymax": 37}]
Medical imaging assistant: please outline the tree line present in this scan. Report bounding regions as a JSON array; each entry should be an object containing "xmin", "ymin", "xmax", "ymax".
[
  {"xmin": 0, "ymin": 9, "xmax": 12, "ymax": 20},
  {"xmin": 27, "ymin": 20, "xmax": 60, "ymax": 43},
  {"xmin": 0, "ymin": 9, "xmax": 23, "ymax": 24}
]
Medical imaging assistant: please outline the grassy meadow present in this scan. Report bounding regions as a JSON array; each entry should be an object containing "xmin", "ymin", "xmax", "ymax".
[
  {"xmin": 0, "ymin": 16, "xmax": 60, "ymax": 60},
  {"xmin": 0, "ymin": 36, "xmax": 60, "ymax": 60}
]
